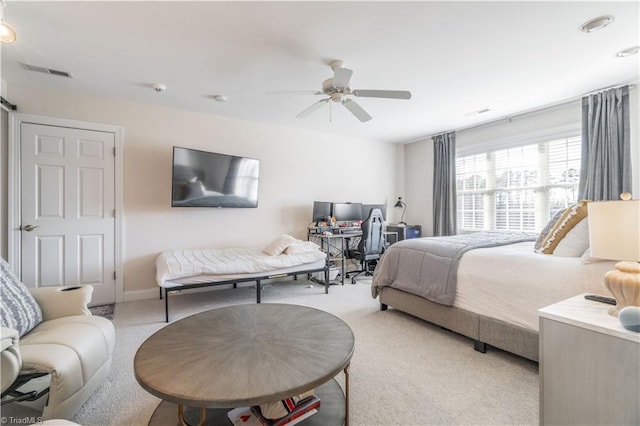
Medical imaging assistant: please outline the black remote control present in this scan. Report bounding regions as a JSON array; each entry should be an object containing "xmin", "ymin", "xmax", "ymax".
[{"xmin": 584, "ymin": 294, "xmax": 616, "ymax": 305}]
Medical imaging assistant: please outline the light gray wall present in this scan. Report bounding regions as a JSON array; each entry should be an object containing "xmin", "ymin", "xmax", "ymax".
[{"xmin": 5, "ymin": 82, "xmax": 398, "ymax": 297}]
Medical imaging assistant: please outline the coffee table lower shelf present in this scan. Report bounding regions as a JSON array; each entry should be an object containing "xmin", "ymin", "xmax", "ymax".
[{"xmin": 148, "ymin": 379, "xmax": 346, "ymax": 426}]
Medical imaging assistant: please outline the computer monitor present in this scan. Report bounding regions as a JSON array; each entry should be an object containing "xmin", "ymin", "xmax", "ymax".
[
  {"xmin": 362, "ymin": 204, "xmax": 386, "ymax": 221},
  {"xmin": 312, "ymin": 201, "xmax": 333, "ymax": 223},
  {"xmin": 333, "ymin": 202, "xmax": 363, "ymax": 222}
]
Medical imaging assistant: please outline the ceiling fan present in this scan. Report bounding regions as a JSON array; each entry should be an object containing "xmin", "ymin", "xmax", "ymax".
[{"xmin": 295, "ymin": 60, "xmax": 412, "ymax": 123}]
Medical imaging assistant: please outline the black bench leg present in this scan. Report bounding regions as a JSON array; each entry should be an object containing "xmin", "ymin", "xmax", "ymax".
[
  {"xmin": 165, "ymin": 289, "xmax": 169, "ymax": 323},
  {"xmin": 324, "ymin": 267, "xmax": 329, "ymax": 294},
  {"xmin": 473, "ymin": 340, "xmax": 487, "ymax": 353},
  {"xmin": 380, "ymin": 303, "xmax": 388, "ymax": 311},
  {"xmin": 159, "ymin": 287, "xmax": 163, "ymax": 300},
  {"xmin": 256, "ymin": 280, "xmax": 261, "ymax": 303}
]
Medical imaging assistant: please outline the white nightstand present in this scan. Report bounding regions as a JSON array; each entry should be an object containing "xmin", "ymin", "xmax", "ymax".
[{"xmin": 538, "ymin": 294, "xmax": 640, "ymax": 425}]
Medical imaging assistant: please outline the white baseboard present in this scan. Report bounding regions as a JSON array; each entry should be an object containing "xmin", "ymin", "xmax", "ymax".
[{"xmin": 123, "ymin": 288, "xmax": 159, "ymax": 302}]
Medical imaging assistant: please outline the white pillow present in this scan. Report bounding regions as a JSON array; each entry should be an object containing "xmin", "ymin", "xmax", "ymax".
[
  {"xmin": 263, "ymin": 234, "xmax": 297, "ymax": 256},
  {"xmin": 553, "ymin": 217, "xmax": 590, "ymax": 257},
  {"xmin": 284, "ymin": 241, "xmax": 320, "ymax": 255}
]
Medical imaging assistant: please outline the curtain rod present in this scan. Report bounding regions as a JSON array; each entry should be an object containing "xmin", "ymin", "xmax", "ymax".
[
  {"xmin": 404, "ymin": 82, "xmax": 637, "ymax": 143},
  {"xmin": 456, "ymin": 82, "xmax": 637, "ymax": 134}
]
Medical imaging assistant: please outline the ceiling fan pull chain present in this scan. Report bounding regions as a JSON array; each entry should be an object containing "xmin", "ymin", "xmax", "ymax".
[{"xmin": 329, "ymin": 101, "xmax": 332, "ymax": 123}]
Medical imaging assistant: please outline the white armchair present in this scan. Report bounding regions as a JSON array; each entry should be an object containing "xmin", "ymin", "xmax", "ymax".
[
  {"xmin": 1, "ymin": 327, "xmax": 21, "ymax": 393},
  {"xmin": 1, "ymin": 259, "xmax": 115, "ymax": 420}
]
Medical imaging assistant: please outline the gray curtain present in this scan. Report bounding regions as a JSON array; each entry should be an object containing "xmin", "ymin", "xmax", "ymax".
[
  {"xmin": 433, "ymin": 131, "xmax": 457, "ymax": 236},
  {"xmin": 578, "ymin": 85, "xmax": 631, "ymax": 201}
]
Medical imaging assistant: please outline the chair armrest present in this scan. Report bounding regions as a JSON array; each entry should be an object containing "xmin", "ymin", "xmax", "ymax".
[
  {"xmin": 1, "ymin": 327, "xmax": 22, "ymax": 393},
  {"xmin": 28, "ymin": 285, "xmax": 93, "ymax": 321},
  {"xmin": 1, "ymin": 327, "xmax": 19, "ymax": 353}
]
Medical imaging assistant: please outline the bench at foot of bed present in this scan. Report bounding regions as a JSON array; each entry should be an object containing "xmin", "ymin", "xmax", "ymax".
[{"xmin": 161, "ymin": 267, "xmax": 330, "ymax": 322}]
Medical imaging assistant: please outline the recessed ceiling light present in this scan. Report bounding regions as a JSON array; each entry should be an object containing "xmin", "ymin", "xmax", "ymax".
[
  {"xmin": 616, "ymin": 46, "xmax": 640, "ymax": 58},
  {"xmin": 0, "ymin": 0, "xmax": 16, "ymax": 43},
  {"xmin": 580, "ymin": 15, "xmax": 614, "ymax": 33},
  {"xmin": 0, "ymin": 20, "xmax": 15, "ymax": 43},
  {"xmin": 212, "ymin": 95, "xmax": 227, "ymax": 103}
]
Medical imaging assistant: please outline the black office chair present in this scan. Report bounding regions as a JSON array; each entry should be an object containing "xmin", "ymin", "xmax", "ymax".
[{"xmin": 347, "ymin": 208, "xmax": 385, "ymax": 284}]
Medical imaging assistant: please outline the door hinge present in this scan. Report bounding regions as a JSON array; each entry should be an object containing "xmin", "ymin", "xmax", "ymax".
[
  {"xmin": 113, "ymin": 271, "xmax": 116, "ymax": 280},
  {"xmin": 112, "ymin": 147, "xmax": 116, "ymax": 156},
  {"xmin": 112, "ymin": 209, "xmax": 116, "ymax": 218}
]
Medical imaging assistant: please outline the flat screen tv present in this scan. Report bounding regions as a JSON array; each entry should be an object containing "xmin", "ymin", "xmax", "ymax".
[{"xmin": 171, "ymin": 146, "xmax": 259, "ymax": 208}]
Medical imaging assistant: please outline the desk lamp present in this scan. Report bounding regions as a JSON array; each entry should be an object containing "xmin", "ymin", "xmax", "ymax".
[
  {"xmin": 587, "ymin": 194, "xmax": 640, "ymax": 317},
  {"xmin": 394, "ymin": 197, "xmax": 407, "ymax": 225}
]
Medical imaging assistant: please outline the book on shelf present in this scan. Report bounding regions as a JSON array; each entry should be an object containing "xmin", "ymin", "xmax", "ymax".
[
  {"xmin": 226, "ymin": 406, "xmax": 261, "ymax": 426},
  {"xmin": 250, "ymin": 395, "xmax": 321, "ymax": 426}
]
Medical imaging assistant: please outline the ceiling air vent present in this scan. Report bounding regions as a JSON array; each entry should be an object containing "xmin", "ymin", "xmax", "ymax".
[{"xmin": 22, "ymin": 63, "xmax": 73, "ymax": 78}]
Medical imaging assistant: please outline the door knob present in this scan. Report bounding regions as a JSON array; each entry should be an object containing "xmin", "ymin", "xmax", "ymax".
[{"xmin": 21, "ymin": 224, "xmax": 40, "ymax": 232}]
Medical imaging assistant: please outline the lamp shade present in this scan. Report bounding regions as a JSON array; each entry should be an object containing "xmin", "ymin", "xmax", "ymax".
[{"xmin": 588, "ymin": 200, "xmax": 640, "ymax": 261}]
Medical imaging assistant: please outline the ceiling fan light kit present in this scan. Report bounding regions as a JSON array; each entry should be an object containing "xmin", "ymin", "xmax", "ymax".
[{"xmin": 295, "ymin": 60, "xmax": 412, "ymax": 123}]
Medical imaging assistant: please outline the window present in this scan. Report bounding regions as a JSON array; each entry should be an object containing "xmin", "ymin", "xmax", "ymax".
[{"xmin": 456, "ymin": 136, "xmax": 581, "ymax": 232}]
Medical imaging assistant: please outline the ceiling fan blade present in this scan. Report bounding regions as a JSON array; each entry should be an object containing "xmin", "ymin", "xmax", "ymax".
[
  {"xmin": 333, "ymin": 67, "xmax": 353, "ymax": 89},
  {"xmin": 342, "ymin": 99, "xmax": 372, "ymax": 122},
  {"xmin": 295, "ymin": 98, "xmax": 330, "ymax": 118},
  {"xmin": 352, "ymin": 89, "xmax": 412, "ymax": 100}
]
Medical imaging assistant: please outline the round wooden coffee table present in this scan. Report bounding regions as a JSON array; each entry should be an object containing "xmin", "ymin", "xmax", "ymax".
[{"xmin": 134, "ymin": 303, "xmax": 355, "ymax": 426}]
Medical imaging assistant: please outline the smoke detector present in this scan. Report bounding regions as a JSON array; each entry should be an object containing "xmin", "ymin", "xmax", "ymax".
[{"xmin": 151, "ymin": 83, "xmax": 167, "ymax": 93}]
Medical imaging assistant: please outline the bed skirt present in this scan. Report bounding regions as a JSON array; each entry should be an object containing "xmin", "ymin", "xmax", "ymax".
[{"xmin": 379, "ymin": 287, "xmax": 539, "ymax": 362}]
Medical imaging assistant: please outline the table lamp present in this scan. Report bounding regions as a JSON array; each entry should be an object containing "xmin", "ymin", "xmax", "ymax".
[
  {"xmin": 587, "ymin": 194, "xmax": 640, "ymax": 317},
  {"xmin": 394, "ymin": 197, "xmax": 407, "ymax": 225}
]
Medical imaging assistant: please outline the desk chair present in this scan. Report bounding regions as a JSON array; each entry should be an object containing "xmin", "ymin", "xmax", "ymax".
[{"xmin": 347, "ymin": 208, "xmax": 385, "ymax": 284}]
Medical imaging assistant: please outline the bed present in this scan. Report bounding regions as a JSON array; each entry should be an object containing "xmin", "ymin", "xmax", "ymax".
[
  {"xmin": 156, "ymin": 235, "xmax": 328, "ymax": 322},
  {"xmin": 371, "ymin": 227, "xmax": 616, "ymax": 362}
]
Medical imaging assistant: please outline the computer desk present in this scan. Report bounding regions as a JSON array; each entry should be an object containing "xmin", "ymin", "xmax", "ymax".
[{"xmin": 307, "ymin": 227, "xmax": 398, "ymax": 285}]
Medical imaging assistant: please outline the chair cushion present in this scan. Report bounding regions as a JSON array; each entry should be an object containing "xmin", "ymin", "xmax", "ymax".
[{"xmin": 0, "ymin": 258, "xmax": 43, "ymax": 337}]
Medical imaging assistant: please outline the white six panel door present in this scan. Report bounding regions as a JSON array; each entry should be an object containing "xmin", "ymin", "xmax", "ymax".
[{"xmin": 20, "ymin": 123, "xmax": 116, "ymax": 305}]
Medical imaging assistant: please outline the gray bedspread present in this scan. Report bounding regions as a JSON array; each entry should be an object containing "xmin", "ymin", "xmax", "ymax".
[{"xmin": 371, "ymin": 231, "xmax": 537, "ymax": 305}]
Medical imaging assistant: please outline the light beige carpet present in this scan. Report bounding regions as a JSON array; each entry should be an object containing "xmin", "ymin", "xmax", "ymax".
[{"xmin": 11, "ymin": 278, "xmax": 540, "ymax": 425}]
